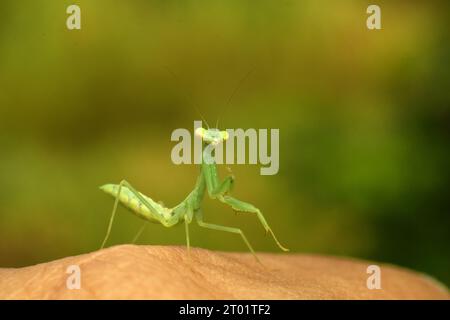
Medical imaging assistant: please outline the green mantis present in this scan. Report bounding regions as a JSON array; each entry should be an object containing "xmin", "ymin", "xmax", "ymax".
[{"xmin": 99, "ymin": 126, "xmax": 288, "ymax": 262}]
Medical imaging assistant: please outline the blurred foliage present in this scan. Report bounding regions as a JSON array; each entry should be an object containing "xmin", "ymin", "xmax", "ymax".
[{"xmin": 0, "ymin": 1, "xmax": 449, "ymax": 286}]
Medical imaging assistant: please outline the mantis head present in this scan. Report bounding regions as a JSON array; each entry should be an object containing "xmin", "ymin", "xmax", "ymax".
[{"xmin": 195, "ymin": 127, "xmax": 229, "ymax": 145}]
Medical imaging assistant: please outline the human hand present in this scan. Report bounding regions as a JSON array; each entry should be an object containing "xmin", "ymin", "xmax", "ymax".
[{"xmin": 0, "ymin": 245, "xmax": 447, "ymax": 299}]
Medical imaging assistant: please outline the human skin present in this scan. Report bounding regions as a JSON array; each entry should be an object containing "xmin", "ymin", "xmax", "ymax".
[{"xmin": 0, "ymin": 245, "xmax": 448, "ymax": 299}]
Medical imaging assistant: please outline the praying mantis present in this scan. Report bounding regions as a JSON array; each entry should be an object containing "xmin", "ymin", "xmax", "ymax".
[{"xmin": 99, "ymin": 126, "xmax": 289, "ymax": 262}]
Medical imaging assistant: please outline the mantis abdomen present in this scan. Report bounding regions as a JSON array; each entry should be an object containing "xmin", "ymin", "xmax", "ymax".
[{"xmin": 100, "ymin": 184, "xmax": 173, "ymax": 224}]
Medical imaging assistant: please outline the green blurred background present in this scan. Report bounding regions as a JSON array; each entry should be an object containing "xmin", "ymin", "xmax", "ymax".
[{"xmin": 0, "ymin": 1, "xmax": 449, "ymax": 286}]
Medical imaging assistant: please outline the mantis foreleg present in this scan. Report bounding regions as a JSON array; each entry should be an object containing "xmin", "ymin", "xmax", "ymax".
[
  {"xmin": 212, "ymin": 175, "xmax": 234, "ymax": 196},
  {"xmin": 202, "ymin": 164, "xmax": 289, "ymax": 252}
]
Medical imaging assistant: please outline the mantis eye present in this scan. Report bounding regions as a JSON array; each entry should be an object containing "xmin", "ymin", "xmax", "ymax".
[
  {"xmin": 195, "ymin": 127, "xmax": 206, "ymax": 138},
  {"xmin": 222, "ymin": 131, "xmax": 229, "ymax": 140}
]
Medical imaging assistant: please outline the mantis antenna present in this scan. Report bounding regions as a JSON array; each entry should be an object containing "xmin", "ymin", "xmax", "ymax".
[
  {"xmin": 216, "ymin": 68, "xmax": 254, "ymax": 129},
  {"xmin": 163, "ymin": 66, "xmax": 210, "ymax": 129}
]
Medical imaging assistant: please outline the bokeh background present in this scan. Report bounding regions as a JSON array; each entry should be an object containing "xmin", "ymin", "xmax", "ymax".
[{"xmin": 0, "ymin": 1, "xmax": 449, "ymax": 286}]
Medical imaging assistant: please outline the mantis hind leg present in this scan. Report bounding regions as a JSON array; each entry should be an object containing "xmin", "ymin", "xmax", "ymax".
[
  {"xmin": 185, "ymin": 215, "xmax": 190, "ymax": 257},
  {"xmin": 195, "ymin": 210, "xmax": 260, "ymax": 263},
  {"xmin": 100, "ymin": 180, "xmax": 127, "ymax": 249},
  {"xmin": 218, "ymin": 195, "xmax": 289, "ymax": 252},
  {"xmin": 131, "ymin": 222, "xmax": 148, "ymax": 244}
]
